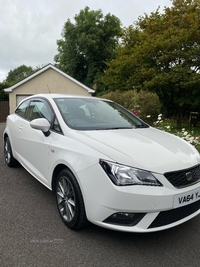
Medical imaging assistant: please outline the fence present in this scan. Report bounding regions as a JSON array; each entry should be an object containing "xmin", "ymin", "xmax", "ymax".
[{"xmin": 0, "ymin": 101, "xmax": 9, "ymax": 122}]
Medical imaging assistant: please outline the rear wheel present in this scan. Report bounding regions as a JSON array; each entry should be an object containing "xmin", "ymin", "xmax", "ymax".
[
  {"xmin": 4, "ymin": 137, "xmax": 18, "ymax": 167},
  {"xmin": 56, "ymin": 168, "xmax": 88, "ymax": 230}
]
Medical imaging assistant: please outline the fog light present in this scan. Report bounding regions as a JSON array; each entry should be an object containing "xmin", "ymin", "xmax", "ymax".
[{"xmin": 103, "ymin": 212, "xmax": 146, "ymax": 226}]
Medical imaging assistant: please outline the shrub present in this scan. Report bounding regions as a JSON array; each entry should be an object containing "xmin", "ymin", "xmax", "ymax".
[
  {"xmin": 101, "ymin": 90, "xmax": 161, "ymax": 120},
  {"xmin": 101, "ymin": 91, "xmax": 135, "ymax": 109},
  {"xmin": 136, "ymin": 90, "xmax": 161, "ymax": 121}
]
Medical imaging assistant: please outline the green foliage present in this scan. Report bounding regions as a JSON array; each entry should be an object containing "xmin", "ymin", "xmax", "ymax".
[
  {"xmin": 135, "ymin": 90, "xmax": 161, "ymax": 120},
  {"xmin": 54, "ymin": 6, "xmax": 122, "ymax": 94},
  {"xmin": 101, "ymin": 90, "xmax": 135, "ymax": 109},
  {"xmin": 102, "ymin": 0, "xmax": 200, "ymax": 128},
  {"xmin": 0, "ymin": 82, "xmax": 9, "ymax": 100},
  {"xmin": 101, "ymin": 90, "xmax": 161, "ymax": 120},
  {"xmin": 102, "ymin": 26, "xmax": 142, "ymax": 92},
  {"xmin": 151, "ymin": 114, "xmax": 200, "ymax": 150},
  {"xmin": 6, "ymin": 65, "xmax": 35, "ymax": 86}
]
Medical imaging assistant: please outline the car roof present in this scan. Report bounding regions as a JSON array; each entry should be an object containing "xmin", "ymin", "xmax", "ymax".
[{"xmin": 27, "ymin": 94, "xmax": 110, "ymax": 102}]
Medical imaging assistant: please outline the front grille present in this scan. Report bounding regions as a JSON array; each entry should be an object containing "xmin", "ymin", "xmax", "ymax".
[
  {"xmin": 164, "ymin": 164, "xmax": 200, "ymax": 188},
  {"xmin": 148, "ymin": 200, "xmax": 200, "ymax": 228}
]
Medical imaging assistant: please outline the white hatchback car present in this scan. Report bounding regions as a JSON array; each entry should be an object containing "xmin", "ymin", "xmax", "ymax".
[{"xmin": 3, "ymin": 94, "xmax": 200, "ymax": 232}]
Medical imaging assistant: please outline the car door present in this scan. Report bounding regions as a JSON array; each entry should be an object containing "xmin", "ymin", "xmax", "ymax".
[{"xmin": 15, "ymin": 98, "xmax": 56, "ymax": 187}]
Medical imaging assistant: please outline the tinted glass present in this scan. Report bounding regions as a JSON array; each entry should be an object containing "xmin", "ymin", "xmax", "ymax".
[
  {"xmin": 26, "ymin": 100, "xmax": 53, "ymax": 122},
  {"xmin": 54, "ymin": 98, "xmax": 148, "ymax": 130},
  {"xmin": 15, "ymin": 99, "xmax": 30, "ymax": 118}
]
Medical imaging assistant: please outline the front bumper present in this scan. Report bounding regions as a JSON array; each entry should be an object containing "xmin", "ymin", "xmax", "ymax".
[{"xmin": 77, "ymin": 164, "xmax": 200, "ymax": 232}]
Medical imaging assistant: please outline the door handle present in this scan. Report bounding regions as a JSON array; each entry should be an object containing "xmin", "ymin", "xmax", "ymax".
[{"xmin": 19, "ymin": 125, "xmax": 23, "ymax": 130}]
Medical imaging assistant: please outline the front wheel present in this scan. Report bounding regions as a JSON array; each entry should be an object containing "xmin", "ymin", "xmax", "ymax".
[
  {"xmin": 4, "ymin": 137, "xmax": 18, "ymax": 167},
  {"xmin": 56, "ymin": 168, "xmax": 88, "ymax": 230}
]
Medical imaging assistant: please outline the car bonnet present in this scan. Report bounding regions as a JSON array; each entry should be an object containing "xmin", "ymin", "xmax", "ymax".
[{"xmin": 69, "ymin": 127, "xmax": 200, "ymax": 174}]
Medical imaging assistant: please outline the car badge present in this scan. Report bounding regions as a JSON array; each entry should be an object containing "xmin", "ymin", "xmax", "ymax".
[{"xmin": 186, "ymin": 172, "xmax": 193, "ymax": 182}]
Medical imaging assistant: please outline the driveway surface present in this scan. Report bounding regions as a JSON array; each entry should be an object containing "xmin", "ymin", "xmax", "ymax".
[{"xmin": 0, "ymin": 122, "xmax": 200, "ymax": 267}]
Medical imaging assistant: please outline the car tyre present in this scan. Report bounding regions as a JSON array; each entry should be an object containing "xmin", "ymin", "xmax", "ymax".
[
  {"xmin": 4, "ymin": 137, "xmax": 18, "ymax": 167},
  {"xmin": 56, "ymin": 168, "xmax": 88, "ymax": 230}
]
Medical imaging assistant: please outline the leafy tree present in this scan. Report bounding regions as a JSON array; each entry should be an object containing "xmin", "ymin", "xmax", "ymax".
[
  {"xmin": 102, "ymin": 26, "xmax": 143, "ymax": 93},
  {"xmin": 6, "ymin": 65, "xmax": 35, "ymax": 86},
  {"xmin": 54, "ymin": 6, "xmax": 122, "ymax": 94},
  {"xmin": 0, "ymin": 82, "xmax": 9, "ymax": 100},
  {"xmin": 102, "ymin": 0, "xmax": 200, "ymax": 128}
]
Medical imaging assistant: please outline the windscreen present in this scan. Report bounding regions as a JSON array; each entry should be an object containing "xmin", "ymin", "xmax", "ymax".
[{"xmin": 54, "ymin": 97, "xmax": 148, "ymax": 130}]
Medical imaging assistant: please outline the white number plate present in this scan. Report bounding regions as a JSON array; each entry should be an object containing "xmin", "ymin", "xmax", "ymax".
[{"xmin": 173, "ymin": 187, "xmax": 200, "ymax": 208}]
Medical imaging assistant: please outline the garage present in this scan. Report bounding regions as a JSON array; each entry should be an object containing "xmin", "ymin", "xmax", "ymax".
[{"xmin": 4, "ymin": 64, "xmax": 94, "ymax": 114}]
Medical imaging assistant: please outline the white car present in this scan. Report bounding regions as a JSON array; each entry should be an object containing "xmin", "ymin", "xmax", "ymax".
[{"xmin": 3, "ymin": 94, "xmax": 200, "ymax": 232}]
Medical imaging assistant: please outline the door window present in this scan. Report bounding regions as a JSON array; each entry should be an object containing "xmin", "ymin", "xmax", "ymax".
[
  {"xmin": 15, "ymin": 99, "xmax": 30, "ymax": 118},
  {"xmin": 26, "ymin": 100, "xmax": 52, "ymax": 122}
]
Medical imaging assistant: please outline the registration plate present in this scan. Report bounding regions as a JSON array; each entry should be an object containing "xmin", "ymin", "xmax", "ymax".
[{"xmin": 173, "ymin": 187, "xmax": 200, "ymax": 208}]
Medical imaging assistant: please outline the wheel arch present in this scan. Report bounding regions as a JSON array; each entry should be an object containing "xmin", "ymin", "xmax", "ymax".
[
  {"xmin": 3, "ymin": 132, "xmax": 15, "ymax": 157},
  {"xmin": 3, "ymin": 132, "xmax": 19, "ymax": 167},
  {"xmin": 3, "ymin": 132, "xmax": 8, "ymax": 141},
  {"xmin": 51, "ymin": 164, "xmax": 67, "ymax": 193},
  {"xmin": 51, "ymin": 164, "xmax": 81, "ymax": 194},
  {"xmin": 53, "ymin": 164, "xmax": 89, "ymax": 229}
]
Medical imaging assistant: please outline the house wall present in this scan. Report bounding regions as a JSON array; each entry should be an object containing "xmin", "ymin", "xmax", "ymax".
[{"xmin": 9, "ymin": 68, "xmax": 93, "ymax": 114}]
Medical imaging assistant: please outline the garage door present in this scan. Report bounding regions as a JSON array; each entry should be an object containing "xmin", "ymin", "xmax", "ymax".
[{"xmin": 16, "ymin": 95, "xmax": 32, "ymax": 106}]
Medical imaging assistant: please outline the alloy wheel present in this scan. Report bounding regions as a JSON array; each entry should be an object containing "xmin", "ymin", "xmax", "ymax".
[
  {"xmin": 56, "ymin": 176, "xmax": 76, "ymax": 222},
  {"xmin": 4, "ymin": 138, "xmax": 11, "ymax": 164}
]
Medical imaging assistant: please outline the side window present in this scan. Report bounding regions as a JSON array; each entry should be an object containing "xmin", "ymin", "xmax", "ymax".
[
  {"xmin": 15, "ymin": 100, "xmax": 30, "ymax": 118},
  {"xmin": 26, "ymin": 100, "xmax": 53, "ymax": 122},
  {"xmin": 19, "ymin": 98, "xmax": 62, "ymax": 133}
]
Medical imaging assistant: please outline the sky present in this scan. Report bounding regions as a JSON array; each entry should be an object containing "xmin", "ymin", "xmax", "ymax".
[{"xmin": 0, "ymin": 0, "xmax": 172, "ymax": 82}]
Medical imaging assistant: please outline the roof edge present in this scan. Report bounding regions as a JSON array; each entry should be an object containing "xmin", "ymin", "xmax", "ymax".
[{"xmin": 4, "ymin": 63, "xmax": 95, "ymax": 94}]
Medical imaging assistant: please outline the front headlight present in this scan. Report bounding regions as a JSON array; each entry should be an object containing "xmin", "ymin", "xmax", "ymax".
[{"xmin": 100, "ymin": 160, "xmax": 162, "ymax": 186}]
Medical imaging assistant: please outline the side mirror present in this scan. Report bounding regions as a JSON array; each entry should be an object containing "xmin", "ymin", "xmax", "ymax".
[{"xmin": 30, "ymin": 118, "xmax": 51, "ymax": 136}]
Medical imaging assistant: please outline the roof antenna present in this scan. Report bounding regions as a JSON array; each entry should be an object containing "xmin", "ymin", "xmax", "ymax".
[{"xmin": 47, "ymin": 84, "xmax": 51, "ymax": 93}]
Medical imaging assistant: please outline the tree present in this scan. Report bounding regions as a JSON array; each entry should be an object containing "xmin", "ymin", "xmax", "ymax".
[
  {"xmin": 102, "ymin": 25, "xmax": 143, "ymax": 92},
  {"xmin": 6, "ymin": 65, "xmax": 35, "ymax": 86},
  {"xmin": 0, "ymin": 82, "xmax": 9, "ymax": 100},
  {"xmin": 102, "ymin": 0, "xmax": 200, "ymax": 128},
  {"xmin": 54, "ymin": 6, "xmax": 122, "ymax": 94}
]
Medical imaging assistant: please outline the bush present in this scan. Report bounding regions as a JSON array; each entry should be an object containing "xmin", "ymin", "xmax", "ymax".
[
  {"xmin": 101, "ymin": 90, "xmax": 161, "ymax": 120},
  {"xmin": 101, "ymin": 91, "xmax": 134, "ymax": 109}
]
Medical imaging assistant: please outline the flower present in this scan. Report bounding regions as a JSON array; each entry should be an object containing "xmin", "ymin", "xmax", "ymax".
[
  {"xmin": 149, "ymin": 113, "xmax": 199, "ymax": 148},
  {"xmin": 132, "ymin": 109, "xmax": 138, "ymax": 116}
]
